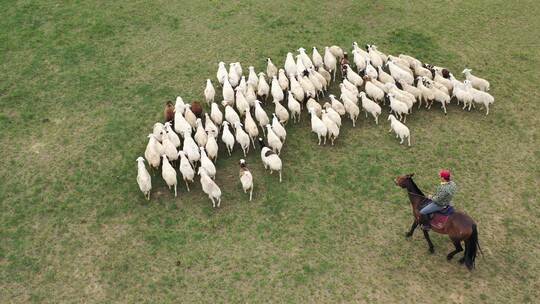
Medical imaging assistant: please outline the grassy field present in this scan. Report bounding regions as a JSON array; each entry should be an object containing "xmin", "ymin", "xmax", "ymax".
[{"xmin": 1, "ymin": 0, "xmax": 539, "ymax": 303}]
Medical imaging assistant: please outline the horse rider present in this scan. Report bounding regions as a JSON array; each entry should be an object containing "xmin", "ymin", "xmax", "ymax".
[{"xmin": 420, "ymin": 170, "xmax": 457, "ymax": 229}]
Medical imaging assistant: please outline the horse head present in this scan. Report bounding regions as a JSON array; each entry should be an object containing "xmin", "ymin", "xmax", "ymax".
[{"xmin": 395, "ymin": 173, "xmax": 414, "ymax": 188}]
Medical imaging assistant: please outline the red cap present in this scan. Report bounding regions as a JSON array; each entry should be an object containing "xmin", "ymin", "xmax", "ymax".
[{"xmin": 439, "ymin": 170, "xmax": 451, "ymax": 181}]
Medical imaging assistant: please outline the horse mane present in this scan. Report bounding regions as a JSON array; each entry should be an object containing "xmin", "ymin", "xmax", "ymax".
[{"xmin": 408, "ymin": 177, "xmax": 425, "ymax": 196}]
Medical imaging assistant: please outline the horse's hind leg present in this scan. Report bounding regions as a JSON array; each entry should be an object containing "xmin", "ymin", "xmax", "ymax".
[
  {"xmin": 447, "ymin": 238, "xmax": 464, "ymax": 261},
  {"xmin": 422, "ymin": 230, "xmax": 435, "ymax": 254},
  {"xmin": 405, "ymin": 220, "xmax": 418, "ymax": 238}
]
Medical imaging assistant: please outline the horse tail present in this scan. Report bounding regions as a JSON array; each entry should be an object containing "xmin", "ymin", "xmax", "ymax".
[{"xmin": 464, "ymin": 224, "xmax": 479, "ymax": 270}]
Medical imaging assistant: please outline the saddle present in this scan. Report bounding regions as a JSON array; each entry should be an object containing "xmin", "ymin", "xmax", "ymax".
[{"xmin": 420, "ymin": 202, "xmax": 455, "ymax": 230}]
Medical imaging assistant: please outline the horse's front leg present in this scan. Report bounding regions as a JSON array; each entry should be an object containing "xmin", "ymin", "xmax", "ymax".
[
  {"xmin": 422, "ymin": 230, "xmax": 435, "ymax": 254},
  {"xmin": 447, "ymin": 239, "xmax": 463, "ymax": 261},
  {"xmin": 405, "ymin": 220, "xmax": 418, "ymax": 238}
]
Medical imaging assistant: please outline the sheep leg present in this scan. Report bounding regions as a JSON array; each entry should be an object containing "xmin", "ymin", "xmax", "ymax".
[
  {"xmin": 403, "ymin": 115, "xmax": 407, "ymax": 123},
  {"xmin": 249, "ymin": 187, "xmax": 253, "ymax": 201},
  {"xmin": 323, "ymin": 135, "xmax": 327, "ymax": 145},
  {"xmin": 185, "ymin": 179, "xmax": 190, "ymax": 192},
  {"xmin": 408, "ymin": 136, "xmax": 411, "ymax": 147},
  {"xmin": 210, "ymin": 197, "xmax": 216, "ymax": 208},
  {"xmin": 317, "ymin": 134, "xmax": 321, "ymax": 145},
  {"xmin": 375, "ymin": 115, "xmax": 378, "ymax": 125},
  {"xmin": 388, "ymin": 128, "xmax": 393, "ymax": 133},
  {"xmin": 251, "ymin": 137, "xmax": 256, "ymax": 149},
  {"xmin": 279, "ymin": 170, "xmax": 282, "ymax": 183},
  {"xmin": 217, "ymin": 197, "xmax": 221, "ymax": 207},
  {"xmin": 485, "ymin": 104, "xmax": 489, "ymax": 115},
  {"xmin": 261, "ymin": 127, "xmax": 266, "ymax": 137},
  {"xmin": 400, "ymin": 136, "xmax": 404, "ymax": 144},
  {"xmin": 174, "ymin": 184, "xmax": 177, "ymax": 197}
]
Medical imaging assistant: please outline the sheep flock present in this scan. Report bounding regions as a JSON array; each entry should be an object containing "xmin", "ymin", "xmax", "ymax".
[{"xmin": 137, "ymin": 42, "xmax": 494, "ymax": 206}]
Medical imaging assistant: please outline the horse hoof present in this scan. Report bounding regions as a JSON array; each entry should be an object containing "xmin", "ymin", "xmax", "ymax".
[
  {"xmin": 429, "ymin": 248, "xmax": 435, "ymax": 254},
  {"xmin": 446, "ymin": 254, "xmax": 454, "ymax": 261},
  {"xmin": 405, "ymin": 233, "xmax": 412, "ymax": 238},
  {"xmin": 458, "ymin": 257, "xmax": 465, "ymax": 264}
]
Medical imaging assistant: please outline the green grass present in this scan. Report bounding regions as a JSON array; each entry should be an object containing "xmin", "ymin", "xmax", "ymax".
[{"xmin": 1, "ymin": 0, "xmax": 539, "ymax": 303}]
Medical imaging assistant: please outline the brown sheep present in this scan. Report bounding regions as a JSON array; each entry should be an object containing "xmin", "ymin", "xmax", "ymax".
[
  {"xmin": 190, "ymin": 101, "xmax": 203, "ymax": 118},
  {"xmin": 164, "ymin": 101, "xmax": 174, "ymax": 122}
]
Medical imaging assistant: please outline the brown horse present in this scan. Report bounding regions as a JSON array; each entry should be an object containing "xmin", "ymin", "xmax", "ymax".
[{"xmin": 395, "ymin": 174, "xmax": 481, "ymax": 270}]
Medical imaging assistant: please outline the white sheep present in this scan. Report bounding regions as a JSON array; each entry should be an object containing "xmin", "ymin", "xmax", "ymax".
[
  {"xmin": 278, "ymin": 69, "xmax": 289, "ymax": 91},
  {"xmin": 385, "ymin": 83, "xmax": 415, "ymax": 112},
  {"xmin": 450, "ymin": 76, "xmax": 474, "ymax": 110},
  {"xmin": 388, "ymin": 93, "xmax": 410, "ymax": 122},
  {"xmin": 342, "ymin": 95, "xmax": 360, "ymax": 127},
  {"xmin": 322, "ymin": 103, "xmax": 342, "ymax": 128},
  {"xmin": 266, "ymin": 124, "xmax": 283, "ymax": 155},
  {"xmin": 182, "ymin": 130, "xmax": 200, "ymax": 166},
  {"xmin": 271, "ymin": 75, "xmax": 284, "ymax": 103},
  {"xmin": 324, "ymin": 46, "xmax": 337, "ymax": 80},
  {"xmin": 364, "ymin": 58, "xmax": 378, "ymax": 79},
  {"xmin": 221, "ymin": 121, "xmax": 235, "ymax": 155},
  {"xmin": 245, "ymin": 84, "xmax": 257, "ymax": 107},
  {"xmin": 247, "ymin": 66, "xmax": 258, "ymax": 89},
  {"xmin": 194, "ymin": 118, "xmax": 208, "ymax": 147},
  {"xmin": 177, "ymin": 151, "xmax": 195, "ymax": 191},
  {"xmin": 416, "ymin": 76, "xmax": 435, "ymax": 109},
  {"xmin": 258, "ymin": 138, "xmax": 282, "ymax": 182},
  {"xmin": 352, "ymin": 49, "xmax": 367, "ymax": 72},
  {"xmin": 164, "ymin": 122, "xmax": 180, "ymax": 148},
  {"xmin": 463, "ymin": 68, "xmax": 490, "ymax": 91},
  {"xmin": 273, "ymin": 99, "xmax": 289, "ymax": 125},
  {"xmin": 342, "ymin": 78, "xmax": 358, "ymax": 95},
  {"xmin": 370, "ymin": 45, "xmax": 388, "ymax": 63},
  {"xmin": 239, "ymin": 159, "xmax": 254, "ymax": 201},
  {"xmin": 228, "ymin": 63, "xmax": 240, "ymax": 87},
  {"xmin": 162, "ymin": 130, "xmax": 178, "ymax": 164},
  {"xmin": 257, "ymin": 72, "xmax": 270, "ymax": 101},
  {"xmin": 136, "ymin": 157, "xmax": 152, "ymax": 200},
  {"xmin": 205, "ymin": 133, "xmax": 219, "ymax": 162},
  {"xmin": 359, "ymin": 92, "xmax": 381, "ymax": 124},
  {"xmin": 364, "ymin": 77, "xmax": 385, "ymax": 104},
  {"xmin": 161, "ymin": 155, "xmax": 178, "ymax": 197},
  {"xmin": 254, "ymin": 100, "xmax": 270, "ymax": 136},
  {"xmin": 198, "ymin": 167, "xmax": 222, "ymax": 208},
  {"xmin": 309, "ymin": 108, "xmax": 327, "ymax": 145},
  {"xmin": 339, "ymin": 83, "xmax": 358, "ymax": 104},
  {"xmin": 145, "ymin": 134, "xmax": 162, "ymax": 170},
  {"xmin": 317, "ymin": 66, "xmax": 332, "ymax": 84},
  {"xmin": 387, "ymin": 61, "xmax": 414, "ymax": 85},
  {"xmin": 234, "ymin": 122, "xmax": 250, "ymax": 157},
  {"xmin": 152, "ymin": 122, "xmax": 165, "ymax": 142},
  {"xmin": 285, "ymin": 52, "xmax": 297, "ymax": 77},
  {"xmin": 433, "ymin": 73, "xmax": 453, "ymax": 94},
  {"xmin": 222, "ymin": 77, "xmax": 235, "ymax": 104},
  {"xmin": 184, "ymin": 105, "xmax": 197, "ymax": 129},
  {"xmin": 345, "ymin": 64, "xmax": 363, "ymax": 87},
  {"xmin": 210, "ymin": 102, "xmax": 223, "ymax": 126},
  {"xmin": 287, "ymin": 91, "xmax": 302, "ymax": 123},
  {"xmin": 298, "ymin": 47, "xmax": 314, "ymax": 69},
  {"xmin": 235, "ymin": 89, "xmax": 250, "ymax": 117},
  {"xmin": 237, "ymin": 76, "xmax": 247, "ymax": 95},
  {"xmin": 466, "ymin": 80, "xmax": 494, "ymax": 115},
  {"xmin": 234, "ymin": 62, "xmax": 243, "ymax": 79},
  {"xmin": 312, "ymin": 47, "xmax": 324, "ymax": 68},
  {"xmin": 216, "ymin": 62, "xmax": 228, "ymax": 86},
  {"xmin": 377, "ymin": 66, "xmax": 395, "ymax": 84},
  {"xmin": 329, "ymin": 94, "xmax": 346, "ymax": 116},
  {"xmin": 204, "ymin": 79, "xmax": 215, "ymax": 105},
  {"xmin": 300, "ymin": 75, "xmax": 316, "ymax": 100},
  {"xmin": 398, "ymin": 80, "xmax": 422, "ymax": 104},
  {"xmin": 290, "ymin": 75, "xmax": 305, "ymax": 102},
  {"xmin": 329, "ymin": 45, "xmax": 344, "ymax": 60},
  {"xmin": 296, "ymin": 54, "xmax": 307, "ymax": 76},
  {"xmin": 398, "ymin": 54, "xmax": 422, "ymax": 69},
  {"xmin": 411, "ymin": 61, "xmax": 432, "ymax": 79},
  {"xmin": 321, "ymin": 109, "xmax": 340, "ymax": 145},
  {"xmin": 200, "ymin": 147, "xmax": 216, "ymax": 179},
  {"xmin": 266, "ymin": 58, "xmax": 278, "ymax": 79},
  {"xmin": 271, "ymin": 113, "xmax": 287, "ymax": 143},
  {"xmin": 424, "ymin": 79, "xmax": 450, "ymax": 114},
  {"xmin": 306, "ymin": 98, "xmax": 322, "ymax": 117},
  {"xmin": 244, "ymin": 111, "xmax": 259, "ymax": 148},
  {"xmin": 224, "ymin": 105, "xmax": 240, "ymax": 126},
  {"xmin": 308, "ymin": 69, "xmax": 324, "ymax": 98},
  {"xmin": 204, "ymin": 113, "xmax": 219, "ymax": 138},
  {"xmin": 367, "ymin": 45, "xmax": 383, "ymax": 68},
  {"xmin": 387, "ymin": 114, "xmax": 411, "ymax": 146}
]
